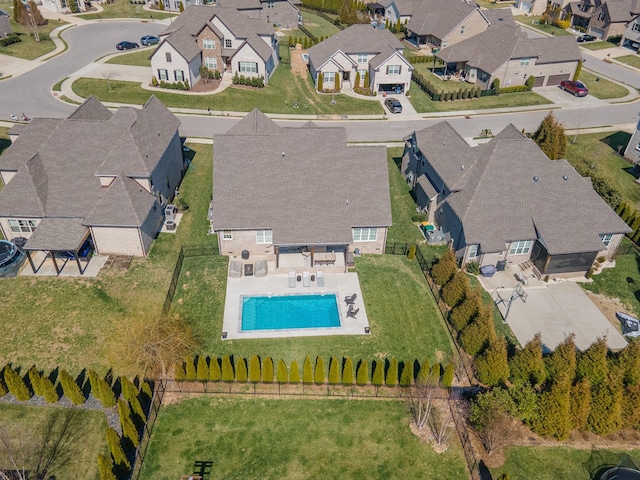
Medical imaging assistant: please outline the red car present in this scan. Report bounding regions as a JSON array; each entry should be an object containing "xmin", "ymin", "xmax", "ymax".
[{"xmin": 560, "ymin": 80, "xmax": 588, "ymax": 97}]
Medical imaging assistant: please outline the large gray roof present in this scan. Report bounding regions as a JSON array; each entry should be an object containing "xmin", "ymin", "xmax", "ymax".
[
  {"xmin": 416, "ymin": 123, "xmax": 630, "ymax": 255},
  {"xmin": 603, "ymin": 0, "xmax": 637, "ymax": 22},
  {"xmin": 437, "ymin": 23, "xmax": 581, "ymax": 74},
  {"xmin": 307, "ymin": 24, "xmax": 403, "ymax": 70},
  {"xmin": 405, "ymin": 0, "xmax": 483, "ymax": 38},
  {"xmin": 164, "ymin": 26, "xmax": 201, "ymax": 62},
  {"xmin": 217, "ymin": 0, "xmax": 262, "ymax": 9},
  {"xmin": 0, "ymin": 96, "xmax": 178, "ymax": 228},
  {"xmin": 23, "ymin": 217, "xmax": 89, "ymax": 251},
  {"xmin": 211, "ymin": 109, "xmax": 392, "ymax": 245}
]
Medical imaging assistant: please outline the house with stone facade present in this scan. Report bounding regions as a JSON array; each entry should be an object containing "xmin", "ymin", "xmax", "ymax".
[
  {"xmin": 435, "ymin": 22, "xmax": 581, "ymax": 89},
  {"xmin": 307, "ymin": 24, "xmax": 413, "ymax": 94},
  {"xmin": 401, "ymin": 122, "xmax": 631, "ymax": 278},
  {"xmin": 209, "ymin": 109, "xmax": 392, "ymax": 267},
  {"xmin": 150, "ymin": 6, "xmax": 279, "ymax": 88},
  {"xmin": 0, "ymin": 96, "xmax": 185, "ymax": 266},
  {"xmin": 564, "ymin": 0, "xmax": 640, "ymax": 39}
]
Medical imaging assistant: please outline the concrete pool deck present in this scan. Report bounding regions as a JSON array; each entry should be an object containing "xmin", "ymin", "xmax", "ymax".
[{"xmin": 222, "ymin": 272, "xmax": 370, "ymax": 339}]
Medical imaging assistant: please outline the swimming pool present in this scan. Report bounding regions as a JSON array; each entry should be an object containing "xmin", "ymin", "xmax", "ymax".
[{"xmin": 241, "ymin": 294, "xmax": 340, "ymax": 331}]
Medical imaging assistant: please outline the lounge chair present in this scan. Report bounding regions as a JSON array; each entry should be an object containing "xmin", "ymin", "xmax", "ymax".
[
  {"xmin": 316, "ymin": 270, "xmax": 325, "ymax": 287},
  {"xmin": 344, "ymin": 293, "xmax": 357, "ymax": 305},
  {"xmin": 255, "ymin": 260, "xmax": 268, "ymax": 277},
  {"xmin": 289, "ymin": 271, "xmax": 296, "ymax": 288},
  {"xmin": 229, "ymin": 260, "xmax": 242, "ymax": 278},
  {"xmin": 347, "ymin": 308, "xmax": 359, "ymax": 319},
  {"xmin": 303, "ymin": 271, "xmax": 311, "ymax": 287}
]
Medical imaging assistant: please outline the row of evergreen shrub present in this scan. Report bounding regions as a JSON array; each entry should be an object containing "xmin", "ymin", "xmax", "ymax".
[
  {"xmin": 232, "ymin": 73, "xmax": 265, "ymax": 88},
  {"xmin": 150, "ymin": 78, "xmax": 190, "ymax": 90},
  {"xmin": 615, "ymin": 201, "xmax": 640, "ymax": 243}
]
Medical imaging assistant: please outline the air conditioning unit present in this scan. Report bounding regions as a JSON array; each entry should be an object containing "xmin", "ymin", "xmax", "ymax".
[{"xmin": 165, "ymin": 204, "xmax": 176, "ymax": 222}]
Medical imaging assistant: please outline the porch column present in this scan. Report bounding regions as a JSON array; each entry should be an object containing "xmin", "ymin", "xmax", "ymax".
[
  {"xmin": 275, "ymin": 246, "xmax": 279, "ymax": 269},
  {"xmin": 50, "ymin": 251, "xmax": 60, "ymax": 276},
  {"xmin": 26, "ymin": 250, "xmax": 37, "ymax": 274},
  {"xmin": 310, "ymin": 246, "xmax": 315, "ymax": 267},
  {"xmin": 75, "ymin": 250, "xmax": 85, "ymax": 275}
]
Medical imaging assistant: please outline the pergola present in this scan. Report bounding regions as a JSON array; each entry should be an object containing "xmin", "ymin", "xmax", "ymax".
[{"xmin": 23, "ymin": 218, "xmax": 92, "ymax": 276}]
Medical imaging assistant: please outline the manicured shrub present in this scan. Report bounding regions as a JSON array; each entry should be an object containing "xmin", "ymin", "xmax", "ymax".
[
  {"xmin": 491, "ymin": 78, "xmax": 500, "ymax": 92},
  {"xmin": 209, "ymin": 357, "xmax": 221, "ymax": 382},
  {"xmin": 314, "ymin": 357, "xmax": 325, "ymax": 385},
  {"xmin": 249, "ymin": 355, "xmax": 262, "ymax": 384},
  {"xmin": 118, "ymin": 399, "xmax": 139, "ymax": 447},
  {"xmin": 545, "ymin": 334, "xmax": 577, "ymax": 385},
  {"xmin": 441, "ymin": 271, "xmax": 469, "ymax": 307},
  {"xmin": 525, "ymin": 75, "xmax": 535, "ymax": 89},
  {"xmin": 576, "ymin": 336, "xmax": 608, "ymax": 386},
  {"xmin": 449, "ymin": 293, "xmax": 481, "ymax": 331},
  {"xmin": 221, "ymin": 355, "xmax": 234, "ymax": 383},
  {"xmin": 88, "ymin": 369, "xmax": 116, "ymax": 408},
  {"xmin": 342, "ymin": 357, "xmax": 354, "ymax": 386},
  {"xmin": 399, "ymin": 361, "xmax": 413, "ymax": 387},
  {"xmin": 386, "ymin": 358, "xmax": 398, "ymax": 387},
  {"xmin": 151, "ymin": 76, "xmax": 158, "ymax": 87},
  {"xmin": 430, "ymin": 250, "xmax": 457, "ymax": 286},
  {"xmin": 459, "ymin": 308, "xmax": 496, "ymax": 357},
  {"xmin": 4, "ymin": 366, "xmax": 32, "ymax": 401},
  {"xmin": 289, "ymin": 359, "xmax": 300, "ymax": 383},
  {"xmin": 106, "ymin": 427, "xmax": 130, "ymax": 468},
  {"xmin": 372, "ymin": 360, "xmax": 384, "ymax": 389},
  {"xmin": 185, "ymin": 356, "xmax": 196, "ymax": 381},
  {"xmin": 28, "ymin": 366, "xmax": 43, "ymax": 397},
  {"xmin": 262, "ymin": 357, "xmax": 274, "ymax": 383},
  {"xmin": 303, "ymin": 356, "xmax": 313, "ymax": 384},
  {"xmin": 356, "ymin": 360, "xmax": 368, "ymax": 386},
  {"xmin": 328, "ymin": 357, "xmax": 341, "ymax": 385},
  {"xmin": 60, "ymin": 370, "xmax": 85, "ymax": 405},
  {"xmin": 317, "ymin": 74, "xmax": 324, "ymax": 92},
  {"xmin": 476, "ymin": 337, "xmax": 510, "ymax": 386},
  {"xmin": 121, "ymin": 376, "xmax": 145, "ymax": 422},
  {"xmin": 417, "ymin": 358, "xmax": 430, "ymax": 384},
  {"xmin": 532, "ymin": 381, "xmax": 572, "ymax": 439},
  {"xmin": 441, "ymin": 363, "xmax": 454, "ymax": 388},
  {"xmin": 236, "ymin": 358, "xmax": 248, "ymax": 383},
  {"xmin": 98, "ymin": 453, "xmax": 117, "ymax": 480},
  {"xmin": 277, "ymin": 358, "xmax": 288, "ymax": 384},
  {"xmin": 174, "ymin": 362, "xmax": 186, "ymax": 382},
  {"xmin": 620, "ymin": 340, "xmax": 640, "ymax": 385},
  {"xmin": 570, "ymin": 378, "xmax": 591, "ymax": 430},
  {"xmin": 587, "ymin": 372, "xmax": 623, "ymax": 435},
  {"xmin": 196, "ymin": 356, "xmax": 209, "ymax": 383},
  {"xmin": 0, "ymin": 373, "xmax": 6, "ymax": 398},
  {"xmin": 465, "ymin": 261, "xmax": 480, "ymax": 275},
  {"xmin": 41, "ymin": 375, "xmax": 59, "ymax": 403}
]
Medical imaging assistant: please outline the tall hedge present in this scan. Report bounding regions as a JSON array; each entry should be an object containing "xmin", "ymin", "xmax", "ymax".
[
  {"xmin": 570, "ymin": 378, "xmax": 591, "ymax": 430},
  {"xmin": 197, "ymin": 356, "xmax": 209, "ymax": 383},
  {"xmin": 277, "ymin": 359, "xmax": 288, "ymax": 384},
  {"xmin": 105, "ymin": 427, "xmax": 130, "ymax": 468},
  {"xmin": 303, "ymin": 356, "xmax": 313, "ymax": 384},
  {"xmin": 509, "ymin": 333, "xmax": 546, "ymax": 387},
  {"xmin": 342, "ymin": 357, "xmax": 354, "ymax": 386},
  {"xmin": 459, "ymin": 308, "xmax": 496, "ymax": 357},
  {"xmin": 328, "ymin": 357, "xmax": 340, "ymax": 385},
  {"xmin": 88, "ymin": 369, "xmax": 116, "ymax": 408},
  {"xmin": 210, "ymin": 357, "xmax": 222, "ymax": 382},
  {"xmin": 441, "ymin": 271, "xmax": 469, "ymax": 308},
  {"xmin": 263, "ymin": 357, "xmax": 274, "ymax": 383},
  {"xmin": 386, "ymin": 358, "xmax": 398, "ymax": 387},
  {"xmin": 449, "ymin": 293, "xmax": 481, "ymax": 331},
  {"xmin": 289, "ymin": 359, "xmax": 300, "ymax": 384},
  {"xmin": 4, "ymin": 366, "xmax": 32, "ymax": 401},
  {"xmin": 60, "ymin": 370, "xmax": 85, "ymax": 405},
  {"xmin": 587, "ymin": 372, "xmax": 623, "ymax": 435},
  {"xmin": 236, "ymin": 358, "xmax": 248, "ymax": 383},
  {"xmin": 222, "ymin": 355, "xmax": 234, "ymax": 383},
  {"xmin": 121, "ymin": 376, "xmax": 145, "ymax": 422},
  {"xmin": 545, "ymin": 334, "xmax": 577, "ymax": 385},
  {"xmin": 576, "ymin": 337, "xmax": 608, "ymax": 387},
  {"xmin": 532, "ymin": 381, "xmax": 572, "ymax": 440},
  {"xmin": 118, "ymin": 399, "xmax": 139, "ymax": 447},
  {"xmin": 430, "ymin": 250, "xmax": 457, "ymax": 286},
  {"xmin": 356, "ymin": 360, "xmax": 368, "ymax": 386},
  {"xmin": 249, "ymin": 355, "xmax": 262, "ymax": 384},
  {"xmin": 476, "ymin": 337, "xmax": 510, "ymax": 386},
  {"xmin": 314, "ymin": 357, "xmax": 325, "ymax": 385},
  {"xmin": 97, "ymin": 453, "xmax": 117, "ymax": 480}
]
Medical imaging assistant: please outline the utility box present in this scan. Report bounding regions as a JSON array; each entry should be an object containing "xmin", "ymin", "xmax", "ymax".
[{"xmin": 165, "ymin": 204, "xmax": 176, "ymax": 222}]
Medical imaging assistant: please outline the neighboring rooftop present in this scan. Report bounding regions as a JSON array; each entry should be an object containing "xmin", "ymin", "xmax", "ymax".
[{"xmin": 405, "ymin": 0, "xmax": 484, "ymax": 37}]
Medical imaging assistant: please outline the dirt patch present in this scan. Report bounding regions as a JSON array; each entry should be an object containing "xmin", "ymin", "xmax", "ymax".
[
  {"xmin": 290, "ymin": 48, "xmax": 309, "ymax": 78},
  {"xmin": 191, "ymin": 78, "xmax": 221, "ymax": 92},
  {"xmin": 583, "ymin": 290, "xmax": 625, "ymax": 334}
]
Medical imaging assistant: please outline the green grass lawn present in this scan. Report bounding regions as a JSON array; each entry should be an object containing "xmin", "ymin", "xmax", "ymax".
[
  {"xmin": 0, "ymin": 403, "xmax": 107, "ymax": 480},
  {"xmin": 614, "ymin": 53, "xmax": 640, "ymax": 69},
  {"xmin": 475, "ymin": 0, "xmax": 516, "ymax": 8},
  {"xmin": 139, "ymin": 397, "xmax": 469, "ymax": 480},
  {"xmin": 565, "ymin": 131, "xmax": 640, "ymax": 209},
  {"xmin": 491, "ymin": 446, "xmax": 640, "ymax": 480},
  {"xmin": 387, "ymin": 147, "xmax": 425, "ymax": 245},
  {"xmin": 301, "ymin": 11, "xmax": 341, "ymax": 39},
  {"xmin": 0, "ymin": 126, "xmax": 10, "ymax": 158},
  {"xmin": 409, "ymin": 82, "xmax": 550, "ymax": 113},
  {"xmin": 105, "ymin": 48, "xmax": 153, "ymax": 66},
  {"xmin": 514, "ymin": 16, "xmax": 572, "ymax": 36},
  {"xmin": 173, "ymin": 252, "xmax": 455, "ymax": 364},
  {"xmin": 0, "ymin": 142, "xmax": 215, "ymax": 374},
  {"xmin": 580, "ymin": 40, "xmax": 618, "ymax": 50},
  {"xmin": 0, "ymin": 18, "xmax": 66, "ymax": 60},
  {"xmin": 582, "ymin": 238, "xmax": 640, "ymax": 316},
  {"xmin": 72, "ymin": 66, "xmax": 384, "ymax": 115},
  {"xmin": 579, "ymin": 70, "xmax": 629, "ymax": 99},
  {"xmin": 77, "ymin": 0, "xmax": 171, "ymax": 20}
]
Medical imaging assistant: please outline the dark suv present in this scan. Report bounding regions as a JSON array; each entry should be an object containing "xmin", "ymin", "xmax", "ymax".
[{"xmin": 384, "ymin": 97, "xmax": 402, "ymax": 114}]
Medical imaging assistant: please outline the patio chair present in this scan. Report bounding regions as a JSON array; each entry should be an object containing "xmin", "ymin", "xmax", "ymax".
[
  {"xmin": 255, "ymin": 260, "xmax": 268, "ymax": 277},
  {"xmin": 344, "ymin": 293, "xmax": 357, "ymax": 305},
  {"xmin": 316, "ymin": 270, "xmax": 325, "ymax": 287},
  {"xmin": 289, "ymin": 271, "xmax": 296, "ymax": 288},
  {"xmin": 229, "ymin": 260, "xmax": 242, "ymax": 278},
  {"xmin": 303, "ymin": 271, "xmax": 311, "ymax": 287},
  {"xmin": 347, "ymin": 308, "xmax": 359, "ymax": 319}
]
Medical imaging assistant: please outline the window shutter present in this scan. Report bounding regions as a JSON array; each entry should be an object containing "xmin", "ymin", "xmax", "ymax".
[
  {"xmin": 386, "ymin": 65, "xmax": 389, "ymax": 74},
  {"xmin": 398, "ymin": 65, "xmax": 401, "ymax": 74}
]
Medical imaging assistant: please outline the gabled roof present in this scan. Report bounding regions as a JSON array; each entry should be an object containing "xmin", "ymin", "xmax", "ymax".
[
  {"xmin": 384, "ymin": 0, "xmax": 420, "ymax": 17},
  {"xmin": 0, "ymin": 16, "xmax": 12, "ymax": 39},
  {"xmin": 162, "ymin": 26, "xmax": 201, "ymax": 63},
  {"xmin": 405, "ymin": 0, "xmax": 484, "ymax": 38},
  {"xmin": 437, "ymin": 23, "xmax": 581, "ymax": 74},
  {"xmin": 369, "ymin": 45, "xmax": 412, "ymax": 70},
  {"xmin": 211, "ymin": 111, "xmax": 392, "ymax": 245},
  {"xmin": 415, "ymin": 123, "xmax": 631, "ymax": 255},
  {"xmin": 232, "ymin": 35, "xmax": 274, "ymax": 63},
  {"xmin": 85, "ymin": 176, "xmax": 157, "ymax": 227},
  {"xmin": 23, "ymin": 217, "xmax": 88, "ymax": 251},
  {"xmin": 307, "ymin": 24, "xmax": 403, "ymax": 70},
  {"xmin": 602, "ymin": 0, "xmax": 638, "ymax": 22},
  {"xmin": 217, "ymin": 0, "xmax": 262, "ymax": 10},
  {"xmin": 67, "ymin": 96, "xmax": 112, "ymax": 121}
]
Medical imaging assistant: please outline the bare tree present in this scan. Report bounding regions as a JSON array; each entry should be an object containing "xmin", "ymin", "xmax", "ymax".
[
  {"xmin": 430, "ymin": 404, "xmax": 454, "ymax": 447},
  {"xmin": 106, "ymin": 312, "xmax": 199, "ymax": 379},
  {"xmin": 403, "ymin": 369, "xmax": 440, "ymax": 431},
  {"xmin": 102, "ymin": 70, "xmax": 120, "ymax": 92},
  {"xmin": 468, "ymin": 390, "xmax": 514, "ymax": 455},
  {"xmin": 20, "ymin": 1, "xmax": 46, "ymax": 43}
]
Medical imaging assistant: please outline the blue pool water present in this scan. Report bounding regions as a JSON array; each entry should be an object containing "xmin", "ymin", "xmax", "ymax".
[{"xmin": 241, "ymin": 294, "xmax": 340, "ymax": 331}]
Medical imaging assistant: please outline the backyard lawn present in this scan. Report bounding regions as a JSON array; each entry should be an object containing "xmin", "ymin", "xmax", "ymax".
[
  {"xmin": 139, "ymin": 397, "xmax": 469, "ymax": 480},
  {"xmin": 514, "ymin": 16, "xmax": 572, "ymax": 36},
  {"xmin": 0, "ymin": 142, "xmax": 215, "ymax": 374},
  {"xmin": 579, "ymin": 70, "xmax": 629, "ymax": 100},
  {"xmin": 300, "ymin": 11, "xmax": 341, "ymax": 39},
  {"xmin": 106, "ymin": 48, "xmax": 153, "ymax": 66},
  {"xmin": 565, "ymin": 131, "xmax": 640, "ymax": 209},
  {"xmin": 614, "ymin": 54, "xmax": 640, "ymax": 69},
  {"xmin": 72, "ymin": 66, "xmax": 384, "ymax": 115},
  {"xmin": 387, "ymin": 147, "xmax": 425, "ymax": 245},
  {"xmin": 77, "ymin": 0, "xmax": 171, "ymax": 20},
  {"xmin": 0, "ymin": 18, "xmax": 66, "ymax": 60},
  {"xmin": 0, "ymin": 403, "xmax": 108, "ymax": 480},
  {"xmin": 491, "ymin": 446, "xmax": 640, "ymax": 480}
]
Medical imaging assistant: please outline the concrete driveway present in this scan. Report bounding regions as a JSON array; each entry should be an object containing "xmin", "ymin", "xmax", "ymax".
[
  {"xmin": 533, "ymin": 85, "xmax": 612, "ymax": 107},
  {"xmin": 490, "ymin": 280, "xmax": 627, "ymax": 351}
]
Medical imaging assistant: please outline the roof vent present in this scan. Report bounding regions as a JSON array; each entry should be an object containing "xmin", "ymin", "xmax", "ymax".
[
  {"xmin": 562, "ymin": 175, "xmax": 569, "ymax": 181},
  {"xmin": 461, "ymin": 165, "xmax": 464, "ymax": 170},
  {"xmin": 282, "ymin": 152, "xmax": 285, "ymax": 157},
  {"xmin": 533, "ymin": 176, "xmax": 539, "ymax": 182}
]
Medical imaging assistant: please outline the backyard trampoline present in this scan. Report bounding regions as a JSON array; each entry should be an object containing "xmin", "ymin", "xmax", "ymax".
[{"xmin": 0, "ymin": 239, "xmax": 25, "ymax": 277}]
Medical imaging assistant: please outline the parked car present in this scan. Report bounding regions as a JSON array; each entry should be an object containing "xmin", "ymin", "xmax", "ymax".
[
  {"xmin": 116, "ymin": 41, "xmax": 139, "ymax": 50},
  {"xmin": 577, "ymin": 34, "xmax": 597, "ymax": 42},
  {"xmin": 560, "ymin": 80, "xmax": 589, "ymax": 97},
  {"xmin": 140, "ymin": 35, "xmax": 159, "ymax": 46},
  {"xmin": 384, "ymin": 97, "xmax": 402, "ymax": 114}
]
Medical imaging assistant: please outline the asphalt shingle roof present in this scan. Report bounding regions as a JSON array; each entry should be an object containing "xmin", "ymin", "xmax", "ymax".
[
  {"xmin": 211, "ymin": 109, "xmax": 392, "ymax": 245},
  {"xmin": 415, "ymin": 123, "xmax": 631, "ymax": 255},
  {"xmin": 23, "ymin": 217, "xmax": 88, "ymax": 251},
  {"xmin": 405, "ymin": 0, "xmax": 482, "ymax": 38}
]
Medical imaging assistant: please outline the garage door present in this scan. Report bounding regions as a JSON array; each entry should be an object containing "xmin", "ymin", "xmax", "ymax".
[
  {"xmin": 533, "ymin": 76, "xmax": 545, "ymax": 87},
  {"xmin": 589, "ymin": 27, "xmax": 605, "ymax": 39},
  {"xmin": 546, "ymin": 74, "xmax": 570, "ymax": 86}
]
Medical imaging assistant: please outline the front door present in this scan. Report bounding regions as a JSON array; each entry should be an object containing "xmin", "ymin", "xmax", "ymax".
[{"xmin": 343, "ymin": 71, "xmax": 350, "ymax": 81}]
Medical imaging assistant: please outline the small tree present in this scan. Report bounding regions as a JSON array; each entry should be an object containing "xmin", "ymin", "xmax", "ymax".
[
  {"xmin": 88, "ymin": 369, "xmax": 116, "ymax": 408},
  {"xmin": 386, "ymin": 358, "xmax": 398, "ymax": 387},
  {"xmin": 545, "ymin": 333, "xmax": 577, "ymax": 385},
  {"xmin": 174, "ymin": 363, "xmax": 186, "ymax": 382},
  {"xmin": 105, "ymin": 427, "xmax": 130, "ymax": 469},
  {"xmin": 249, "ymin": 355, "xmax": 262, "ymax": 385},
  {"xmin": 441, "ymin": 271, "xmax": 469, "ymax": 307},
  {"xmin": 263, "ymin": 357, "xmax": 274, "ymax": 383},
  {"xmin": 4, "ymin": 366, "xmax": 32, "ymax": 401},
  {"xmin": 509, "ymin": 333, "xmax": 546, "ymax": 387},
  {"xmin": 121, "ymin": 376, "xmax": 145, "ymax": 422},
  {"xmin": 221, "ymin": 355, "xmax": 234, "ymax": 385},
  {"xmin": 196, "ymin": 356, "xmax": 209, "ymax": 384},
  {"xmin": 98, "ymin": 453, "xmax": 117, "ymax": 480},
  {"xmin": 334, "ymin": 73, "xmax": 341, "ymax": 92},
  {"xmin": 449, "ymin": 293, "xmax": 481, "ymax": 331},
  {"xmin": 491, "ymin": 78, "xmax": 500, "ymax": 92},
  {"xmin": 399, "ymin": 361, "xmax": 413, "ymax": 387},
  {"xmin": 354, "ymin": 71, "xmax": 361, "ymax": 89},
  {"xmin": 587, "ymin": 371, "xmax": 623, "ymax": 435},
  {"xmin": 185, "ymin": 356, "xmax": 196, "ymax": 381},
  {"xmin": 576, "ymin": 336, "xmax": 608, "ymax": 387},
  {"xmin": 476, "ymin": 337, "xmax": 510, "ymax": 387},
  {"xmin": 59, "ymin": 370, "xmax": 85, "ymax": 405},
  {"xmin": 277, "ymin": 359, "xmax": 288, "ymax": 384},
  {"xmin": 570, "ymin": 378, "xmax": 591, "ymax": 430},
  {"xmin": 210, "ymin": 357, "xmax": 222, "ymax": 382},
  {"xmin": 317, "ymin": 73, "xmax": 324, "ymax": 92},
  {"xmin": 459, "ymin": 308, "xmax": 496, "ymax": 357},
  {"xmin": 342, "ymin": 357, "xmax": 354, "ymax": 386},
  {"xmin": 289, "ymin": 359, "xmax": 300, "ymax": 384},
  {"xmin": 356, "ymin": 360, "xmax": 368, "ymax": 386},
  {"xmin": 118, "ymin": 399, "xmax": 139, "ymax": 447},
  {"xmin": 179, "ymin": 0, "xmax": 184, "ymax": 12},
  {"xmin": 372, "ymin": 360, "xmax": 384, "ymax": 394},
  {"xmin": 328, "ymin": 357, "xmax": 341, "ymax": 385},
  {"xmin": 532, "ymin": 381, "xmax": 572, "ymax": 439},
  {"xmin": 364, "ymin": 70, "xmax": 370, "ymax": 88},
  {"xmin": 532, "ymin": 111, "xmax": 567, "ymax": 160},
  {"xmin": 573, "ymin": 59, "xmax": 583, "ymax": 81},
  {"xmin": 236, "ymin": 358, "xmax": 248, "ymax": 383},
  {"xmin": 158, "ymin": 0, "xmax": 164, "ymax": 9},
  {"xmin": 469, "ymin": 389, "xmax": 513, "ymax": 454},
  {"xmin": 430, "ymin": 250, "xmax": 457, "ymax": 286},
  {"xmin": 28, "ymin": 366, "xmax": 43, "ymax": 397},
  {"xmin": 13, "ymin": 0, "xmax": 24, "ymax": 22},
  {"xmin": 417, "ymin": 358, "xmax": 430, "ymax": 385},
  {"xmin": 303, "ymin": 356, "xmax": 313, "ymax": 384},
  {"xmin": 442, "ymin": 363, "xmax": 454, "ymax": 388},
  {"xmin": 314, "ymin": 357, "xmax": 325, "ymax": 385}
]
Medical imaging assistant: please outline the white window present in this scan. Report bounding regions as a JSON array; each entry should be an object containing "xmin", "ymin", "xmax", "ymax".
[
  {"xmin": 158, "ymin": 69, "xmax": 168, "ymax": 81},
  {"xmin": 352, "ymin": 228, "xmax": 378, "ymax": 242},
  {"xmin": 520, "ymin": 58, "xmax": 530, "ymax": 66},
  {"xmin": 203, "ymin": 38, "xmax": 216, "ymax": 49},
  {"xmin": 460, "ymin": 25, "xmax": 465, "ymax": 34},
  {"xmin": 633, "ymin": 23, "xmax": 640, "ymax": 32},
  {"xmin": 468, "ymin": 244, "xmax": 479, "ymax": 259},
  {"xmin": 174, "ymin": 70, "xmax": 184, "ymax": 82},
  {"xmin": 357, "ymin": 54, "xmax": 367, "ymax": 63},
  {"xmin": 509, "ymin": 240, "xmax": 533, "ymax": 255},
  {"xmin": 225, "ymin": 38, "xmax": 232, "ymax": 48},
  {"xmin": 598, "ymin": 12, "xmax": 605, "ymax": 21},
  {"xmin": 222, "ymin": 230, "xmax": 232, "ymax": 240},
  {"xmin": 387, "ymin": 65, "xmax": 401, "ymax": 75},
  {"xmin": 8, "ymin": 219, "xmax": 38, "ymax": 233},
  {"xmin": 267, "ymin": 1, "xmax": 274, "ymax": 7},
  {"xmin": 165, "ymin": 52, "xmax": 172, "ymax": 63},
  {"xmin": 256, "ymin": 230, "xmax": 273, "ymax": 244},
  {"xmin": 636, "ymin": 142, "xmax": 640, "ymax": 151},
  {"xmin": 239, "ymin": 61, "xmax": 258, "ymax": 73},
  {"xmin": 600, "ymin": 234, "xmax": 613, "ymax": 247},
  {"xmin": 323, "ymin": 71, "xmax": 335, "ymax": 83},
  {"xmin": 204, "ymin": 56, "xmax": 217, "ymax": 69}
]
